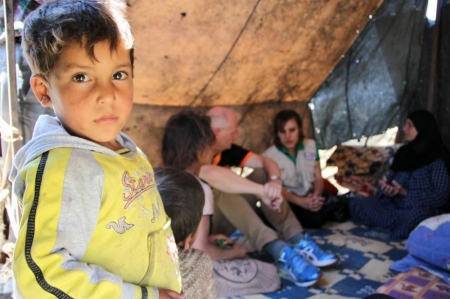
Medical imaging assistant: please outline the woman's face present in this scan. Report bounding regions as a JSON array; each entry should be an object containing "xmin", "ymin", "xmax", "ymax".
[
  {"xmin": 277, "ymin": 118, "xmax": 300, "ymax": 151},
  {"xmin": 403, "ymin": 118, "xmax": 418, "ymax": 142},
  {"xmin": 198, "ymin": 145, "xmax": 216, "ymax": 166}
]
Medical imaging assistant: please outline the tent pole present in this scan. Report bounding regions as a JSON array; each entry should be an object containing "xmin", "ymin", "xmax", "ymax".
[
  {"xmin": 427, "ymin": 0, "xmax": 442, "ymax": 112},
  {"xmin": 2, "ymin": 0, "xmax": 19, "ymax": 155},
  {"xmin": 2, "ymin": 0, "xmax": 20, "ymax": 242}
]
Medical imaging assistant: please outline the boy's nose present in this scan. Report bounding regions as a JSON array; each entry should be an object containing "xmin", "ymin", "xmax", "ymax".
[
  {"xmin": 96, "ymin": 81, "xmax": 116, "ymax": 104},
  {"xmin": 99, "ymin": 96, "xmax": 116, "ymax": 104}
]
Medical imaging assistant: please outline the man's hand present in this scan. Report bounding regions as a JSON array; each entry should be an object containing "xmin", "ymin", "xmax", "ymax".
[
  {"xmin": 260, "ymin": 193, "xmax": 282, "ymax": 212},
  {"xmin": 261, "ymin": 181, "xmax": 283, "ymax": 212},
  {"xmin": 264, "ymin": 180, "xmax": 282, "ymax": 198},
  {"xmin": 158, "ymin": 289, "xmax": 184, "ymax": 299}
]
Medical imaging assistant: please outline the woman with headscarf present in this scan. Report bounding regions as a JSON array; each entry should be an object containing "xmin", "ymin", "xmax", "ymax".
[{"xmin": 349, "ymin": 109, "xmax": 450, "ymax": 238}]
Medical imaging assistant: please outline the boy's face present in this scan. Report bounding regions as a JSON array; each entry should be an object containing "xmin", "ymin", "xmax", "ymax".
[{"xmin": 33, "ymin": 40, "xmax": 133, "ymax": 150}]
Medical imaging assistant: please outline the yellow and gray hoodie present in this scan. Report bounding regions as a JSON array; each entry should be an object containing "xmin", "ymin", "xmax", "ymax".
[{"xmin": 9, "ymin": 115, "xmax": 181, "ymax": 299}]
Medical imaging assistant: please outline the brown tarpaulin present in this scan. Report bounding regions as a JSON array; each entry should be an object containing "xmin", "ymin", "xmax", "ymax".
[{"xmin": 125, "ymin": 0, "xmax": 383, "ymax": 164}]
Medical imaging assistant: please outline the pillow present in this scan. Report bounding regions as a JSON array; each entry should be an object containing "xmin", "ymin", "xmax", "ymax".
[
  {"xmin": 213, "ymin": 258, "xmax": 280, "ymax": 297},
  {"xmin": 405, "ymin": 214, "xmax": 450, "ymax": 272},
  {"xmin": 327, "ymin": 145, "xmax": 394, "ymax": 177}
]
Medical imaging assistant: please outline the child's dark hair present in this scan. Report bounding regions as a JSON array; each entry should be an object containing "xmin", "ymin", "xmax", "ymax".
[
  {"xmin": 273, "ymin": 109, "xmax": 304, "ymax": 149},
  {"xmin": 162, "ymin": 110, "xmax": 215, "ymax": 170},
  {"xmin": 154, "ymin": 167, "xmax": 205, "ymax": 244},
  {"xmin": 22, "ymin": 0, "xmax": 134, "ymax": 78}
]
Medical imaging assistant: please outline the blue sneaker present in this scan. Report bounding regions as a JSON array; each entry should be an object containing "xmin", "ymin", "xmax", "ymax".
[
  {"xmin": 294, "ymin": 233, "xmax": 339, "ymax": 267},
  {"xmin": 277, "ymin": 246, "xmax": 320, "ymax": 287}
]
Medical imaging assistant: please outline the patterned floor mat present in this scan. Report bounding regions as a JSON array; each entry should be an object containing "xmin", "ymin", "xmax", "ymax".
[{"xmin": 222, "ymin": 221, "xmax": 408, "ymax": 299}]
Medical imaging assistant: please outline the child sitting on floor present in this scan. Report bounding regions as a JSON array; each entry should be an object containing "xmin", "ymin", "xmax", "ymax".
[
  {"xmin": 10, "ymin": 1, "xmax": 182, "ymax": 298},
  {"xmin": 155, "ymin": 167, "xmax": 217, "ymax": 299}
]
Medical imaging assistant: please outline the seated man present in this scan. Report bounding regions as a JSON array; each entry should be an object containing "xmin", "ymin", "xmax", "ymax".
[{"xmin": 199, "ymin": 107, "xmax": 338, "ymax": 287}]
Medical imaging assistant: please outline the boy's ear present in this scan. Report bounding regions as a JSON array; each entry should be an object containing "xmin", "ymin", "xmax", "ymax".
[
  {"xmin": 30, "ymin": 75, "xmax": 52, "ymax": 107},
  {"xmin": 177, "ymin": 240, "xmax": 188, "ymax": 251},
  {"xmin": 182, "ymin": 240, "xmax": 190, "ymax": 251},
  {"xmin": 180, "ymin": 234, "xmax": 196, "ymax": 251}
]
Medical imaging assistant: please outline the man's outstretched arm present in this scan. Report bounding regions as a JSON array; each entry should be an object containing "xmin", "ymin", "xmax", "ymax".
[{"xmin": 199, "ymin": 165, "xmax": 282, "ymax": 211}]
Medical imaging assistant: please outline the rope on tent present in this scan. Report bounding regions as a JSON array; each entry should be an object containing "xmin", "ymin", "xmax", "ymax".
[{"xmin": 189, "ymin": 0, "xmax": 262, "ymax": 106}]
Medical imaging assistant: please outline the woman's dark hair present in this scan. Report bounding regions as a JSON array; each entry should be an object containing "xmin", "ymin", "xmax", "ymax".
[
  {"xmin": 162, "ymin": 110, "xmax": 215, "ymax": 170},
  {"xmin": 154, "ymin": 167, "xmax": 205, "ymax": 244},
  {"xmin": 273, "ymin": 109, "xmax": 304, "ymax": 149}
]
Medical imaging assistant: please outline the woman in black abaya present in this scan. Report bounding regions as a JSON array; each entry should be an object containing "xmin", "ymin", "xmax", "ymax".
[{"xmin": 349, "ymin": 110, "xmax": 450, "ymax": 238}]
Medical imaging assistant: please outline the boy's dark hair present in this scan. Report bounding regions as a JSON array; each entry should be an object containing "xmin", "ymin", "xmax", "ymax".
[
  {"xmin": 154, "ymin": 167, "xmax": 205, "ymax": 244},
  {"xmin": 273, "ymin": 109, "xmax": 304, "ymax": 149},
  {"xmin": 22, "ymin": 0, "xmax": 134, "ymax": 78},
  {"xmin": 162, "ymin": 110, "xmax": 215, "ymax": 170}
]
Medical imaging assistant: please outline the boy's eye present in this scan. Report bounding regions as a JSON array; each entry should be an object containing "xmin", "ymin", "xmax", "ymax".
[
  {"xmin": 112, "ymin": 71, "xmax": 128, "ymax": 80},
  {"xmin": 72, "ymin": 73, "xmax": 90, "ymax": 82}
]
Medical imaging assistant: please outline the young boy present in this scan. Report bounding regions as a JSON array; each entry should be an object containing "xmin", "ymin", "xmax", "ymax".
[
  {"xmin": 9, "ymin": 1, "xmax": 182, "ymax": 298},
  {"xmin": 154, "ymin": 167, "xmax": 217, "ymax": 299}
]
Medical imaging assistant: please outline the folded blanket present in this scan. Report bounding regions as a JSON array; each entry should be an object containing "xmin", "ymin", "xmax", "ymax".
[
  {"xmin": 390, "ymin": 214, "xmax": 450, "ymax": 283},
  {"xmin": 390, "ymin": 254, "xmax": 450, "ymax": 284}
]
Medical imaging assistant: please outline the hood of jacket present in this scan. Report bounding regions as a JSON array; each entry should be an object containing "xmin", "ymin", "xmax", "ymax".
[{"xmin": 9, "ymin": 115, "xmax": 138, "ymax": 182}]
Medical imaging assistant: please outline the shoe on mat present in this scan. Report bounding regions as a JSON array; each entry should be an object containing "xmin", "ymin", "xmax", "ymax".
[
  {"xmin": 293, "ymin": 233, "xmax": 339, "ymax": 267},
  {"xmin": 277, "ymin": 246, "xmax": 320, "ymax": 287}
]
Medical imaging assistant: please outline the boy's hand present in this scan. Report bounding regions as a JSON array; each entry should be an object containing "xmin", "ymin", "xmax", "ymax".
[
  {"xmin": 230, "ymin": 243, "xmax": 249, "ymax": 258},
  {"xmin": 208, "ymin": 234, "xmax": 232, "ymax": 245},
  {"xmin": 158, "ymin": 289, "xmax": 184, "ymax": 299}
]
